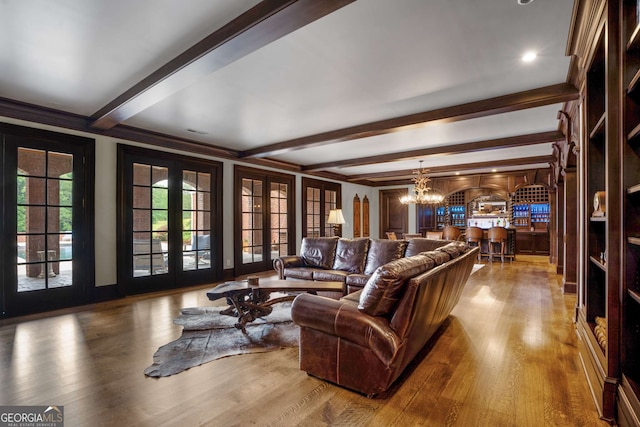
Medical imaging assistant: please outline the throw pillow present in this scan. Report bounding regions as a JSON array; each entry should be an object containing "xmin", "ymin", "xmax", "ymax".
[
  {"xmin": 359, "ymin": 254, "xmax": 435, "ymax": 317},
  {"xmin": 300, "ymin": 237, "xmax": 339, "ymax": 269},
  {"xmin": 333, "ymin": 238, "xmax": 370, "ymax": 273},
  {"xmin": 435, "ymin": 241, "xmax": 468, "ymax": 259},
  {"xmin": 364, "ymin": 239, "xmax": 408, "ymax": 275}
]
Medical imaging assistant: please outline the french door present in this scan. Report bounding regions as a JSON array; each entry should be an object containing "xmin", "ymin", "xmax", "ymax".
[
  {"xmin": 234, "ymin": 166, "xmax": 295, "ymax": 276},
  {"xmin": 117, "ymin": 146, "xmax": 222, "ymax": 294},
  {"xmin": 302, "ymin": 177, "xmax": 341, "ymax": 237},
  {"xmin": 1, "ymin": 124, "xmax": 94, "ymax": 317}
]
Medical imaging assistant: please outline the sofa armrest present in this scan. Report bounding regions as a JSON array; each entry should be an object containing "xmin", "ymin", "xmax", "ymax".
[
  {"xmin": 291, "ymin": 293, "xmax": 401, "ymax": 364},
  {"xmin": 273, "ymin": 256, "xmax": 305, "ymax": 279}
]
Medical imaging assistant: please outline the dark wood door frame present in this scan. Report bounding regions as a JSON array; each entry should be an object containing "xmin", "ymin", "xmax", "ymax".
[{"xmin": 379, "ymin": 189, "xmax": 408, "ymax": 238}]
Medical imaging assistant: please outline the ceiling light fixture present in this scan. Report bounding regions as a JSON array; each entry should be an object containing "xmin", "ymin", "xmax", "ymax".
[
  {"xmin": 517, "ymin": 0, "xmax": 535, "ymax": 4},
  {"xmin": 522, "ymin": 51, "xmax": 537, "ymax": 62},
  {"xmin": 399, "ymin": 161, "xmax": 444, "ymax": 205}
]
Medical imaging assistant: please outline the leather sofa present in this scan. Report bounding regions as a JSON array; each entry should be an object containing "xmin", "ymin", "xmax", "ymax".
[
  {"xmin": 273, "ymin": 236, "xmax": 449, "ymax": 294},
  {"xmin": 290, "ymin": 242, "xmax": 478, "ymax": 397}
]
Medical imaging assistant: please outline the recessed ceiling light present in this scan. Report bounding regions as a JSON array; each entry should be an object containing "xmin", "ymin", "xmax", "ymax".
[
  {"xmin": 455, "ymin": 172, "xmax": 460, "ymax": 175},
  {"xmin": 492, "ymin": 169, "xmax": 498, "ymax": 173},
  {"xmin": 518, "ymin": 0, "xmax": 535, "ymax": 4},
  {"xmin": 522, "ymin": 51, "xmax": 537, "ymax": 62}
]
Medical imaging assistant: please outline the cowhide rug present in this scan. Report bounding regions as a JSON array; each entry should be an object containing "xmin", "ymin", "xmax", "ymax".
[{"xmin": 144, "ymin": 302, "xmax": 298, "ymax": 378}]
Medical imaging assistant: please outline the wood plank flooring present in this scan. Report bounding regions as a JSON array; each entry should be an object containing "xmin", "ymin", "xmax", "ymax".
[{"xmin": 0, "ymin": 256, "xmax": 607, "ymax": 426}]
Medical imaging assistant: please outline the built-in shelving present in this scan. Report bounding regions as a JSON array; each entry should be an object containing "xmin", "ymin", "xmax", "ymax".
[
  {"xmin": 512, "ymin": 186, "xmax": 550, "ymax": 230},
  {"xmin": 620, "ymin": 1, "xmax": 640, "ymax": 424},
  {"xmin": 437, "ymin": 191, "xmax": 465, "ymax": 229},
  {"xmin": 578, "ymin": 17, "xmax": 619, "ymax": 422}
]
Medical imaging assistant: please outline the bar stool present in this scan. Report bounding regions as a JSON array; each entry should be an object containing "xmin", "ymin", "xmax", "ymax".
[
  {"xmin": 426, "ymin": 231, "xmax": 443, "ymax": 240},
  {"xmin": 442, "ymin": 225, "xmax": 462, "ymax": 241},
  {"xmin": 403, "ymin": 233, "xmax": 423, "ymax": 240},
  {"xmin": 488, "ymin": 226, "xmax": 508, "ymax": 263},
  {"xmin": 466, "ymin": 226, "xmax": 484, "ymax": 261}
]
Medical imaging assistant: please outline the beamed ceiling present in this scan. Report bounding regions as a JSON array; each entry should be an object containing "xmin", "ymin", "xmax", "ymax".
[{"xmin": 0, "ymin": 0, "xmax": 577, "ymax": 185}]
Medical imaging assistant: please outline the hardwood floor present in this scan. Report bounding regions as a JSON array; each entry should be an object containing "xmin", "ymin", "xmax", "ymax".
[{"xmin": 0, "ymin": 256, "xmax": 607, "ymax": 426}]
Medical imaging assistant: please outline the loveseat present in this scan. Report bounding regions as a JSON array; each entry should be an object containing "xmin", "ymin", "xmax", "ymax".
[
  {"xmin": 290, "ymin": 241, "xmax": 478, "ymax": 397},
  {"xmin": 273, "ymin": 236, "xmax": 449, "ymax": 294}
]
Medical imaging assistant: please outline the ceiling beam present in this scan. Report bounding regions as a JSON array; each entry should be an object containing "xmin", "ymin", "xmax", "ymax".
[
  {"xmin": 302, "ymin": 130, "xmax": 564, "ymax": 171},
  {"xmin": 90, "ymin": 0, "xmax": 356, "ymax": 130},
  {"xmin": 347, "ymin": 155, "xmax": 556, "ymax": 183},
  {"xmin": 240, "ymin": 83, "xmax": 578, "ymax": 159}
]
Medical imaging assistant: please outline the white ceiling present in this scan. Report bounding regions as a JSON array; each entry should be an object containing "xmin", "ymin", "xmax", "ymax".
[{"xmin": 0, "ymin": 0, "xmax": 576, "ymax": 183}]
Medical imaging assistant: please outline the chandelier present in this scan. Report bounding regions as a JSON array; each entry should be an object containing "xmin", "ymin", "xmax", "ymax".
[{"xmin": 399, "ymin": 161, "xmax": 444, "ymax": 204}]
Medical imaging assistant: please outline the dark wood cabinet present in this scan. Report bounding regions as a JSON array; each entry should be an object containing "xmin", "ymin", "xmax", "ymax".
[{"xmin": 515, "ymin": 231, "xmax": 549, "ymax": 255}]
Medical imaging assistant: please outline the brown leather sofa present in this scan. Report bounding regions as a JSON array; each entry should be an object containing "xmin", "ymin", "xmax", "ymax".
[
  {"xmin": 290, "ymin": 242, "xmax": 478, "ymax": 397},
  {"xmin": 273, "ymin": 236, "xmax": 449, "ymax": 294}
]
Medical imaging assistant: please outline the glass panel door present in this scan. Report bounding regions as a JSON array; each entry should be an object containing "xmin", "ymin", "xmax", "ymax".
[
  {"xmin": 324, "ymin": 189, "xmax": 337, "ymax": 237},
  {"xmin": 2, "ymin": 127, "xmax": 94, "ymax": 317},
  {"xmin": 182, "ymin": 170, "xmax": 212, "ymax": 271},
  {"xmin": 301, "ymin": 178, "xmax": 341, "ymax": 238},
  {"xmin": 241, "ymin": 178, "xmax": 264, "ymax": 265},
  {"xmin": 17, "ymin": 149, "xmax": 75, "ymax": 290},
  {"xmin": 131, "ymin": 163, "xmax": 169, "ymax": 277},
  {"xmin": 234, "ymin": 166, "xmax": 294, "ymax": 276},
  {"xmin": 306, "ymin": 187, "xmax": 321, "ymax": 238},
  {"xmin": 270, "ymin": 182, "xmax": 289, "ymax": 258},
  {"xmin": 118, "ymin": 145, "xmax": 222, "ymax": 295}
]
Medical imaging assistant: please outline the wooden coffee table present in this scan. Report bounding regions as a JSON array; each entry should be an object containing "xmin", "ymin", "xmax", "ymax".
[{"xmin": 206, "ymin": 279, "xmax": 344, "ymax": 333}]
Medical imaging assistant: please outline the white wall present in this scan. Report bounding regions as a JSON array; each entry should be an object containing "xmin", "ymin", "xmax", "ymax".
[{"xmin": 1, "ymin": 116, "xmax": 375, "ymax": 286}]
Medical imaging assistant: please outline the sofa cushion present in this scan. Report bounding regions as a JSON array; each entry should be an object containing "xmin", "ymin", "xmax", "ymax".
[
  {"xmin": 346, "ymin": 273, "xmax": 371, "ymax": 294},
  {"xmin": 300, "ymin": 237, "xmax": 339, "ymax": 269},
  {"xmin": 313, "ymin": 269, "xmax": 349, "ymax": 282},
  {"xmin": 423, "ymin": 250, "xmax": 450, "ymax": 265},
  {"xmin": 364, "ymin": 239, "xmax": 408, "ymax": 275},
  {"xmin": 404, "ymin": 238, "xmax": 448, "ymax": 257},
  {"xmin": 346, "ymin": 273, "xmax": 370, "ymax": 287},
  {"xmin": 358, "ymin": 254, "xmax": 435, "ymax": 317},
  {"xmin": 284, "ymin": 267, "xmax": 319, "ymax": 280},
  {"xmin": 435, "ymin": 241, "xmax": 469, "ymax": 259},
  {"xmin": 332, "ymin": 238, "xmax": 370, "ymax": 273}
]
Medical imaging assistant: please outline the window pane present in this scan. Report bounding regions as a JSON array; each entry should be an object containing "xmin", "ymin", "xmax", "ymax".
[
  {"xmin": 19, "ymin": 177, "xmax": 46, "ymax": 205},
  {"xmin": 197, "ymin": 192, "xmax": 210, "ymax": 211},
  {"xmin": 133, "ymin": 163, "xmax": 150, "ymax": 186},
  {"xmin": 48, "ymin": 207, "xmax": 73, "ymax": 233},
  {"xmin": 133, "ymin": 186, "xmax": 150, "ymax": 209},
  {"xmin": 152, "ymin": 187, "xmax": 168, "ymax": 209},
  {"xmin": 152, "ymin": 211, "xmax": 168, "ymax": 231},
  {"xmin": 152, "ymin": 166, "xmax": 168, "ymax": 184},
  {"xmin": 18, "ymin": 148, "xmax": 45, "ymax": 176},
  {"xmin": 20, "ymin": 206, "xmax": 46, "ymax": 234},
  {"xmin": 183, "ymin": 170, "xmax": 197, "ymax": 188},
  {"xmin": 197, "ymin": 172, "xmax": 210, "ymax": 191},
  {"xmin": 57, "ymin": 179, "xmax": 73, "ymax": 207},
  {"xmin": 48, "ymin": 152, "xmax": 73, "ymax": 178},
  {"xmin": 133, "ymin": 210, "xmax": 151, "ymax": 231}
]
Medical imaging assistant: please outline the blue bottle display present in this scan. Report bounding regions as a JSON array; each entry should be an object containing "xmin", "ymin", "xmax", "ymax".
[{"xmin": 512, "ymin": 203, "xmax": 549, "ymax": 227}]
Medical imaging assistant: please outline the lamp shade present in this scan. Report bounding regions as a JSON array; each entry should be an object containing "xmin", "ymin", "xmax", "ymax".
[{"xmin": 327, "ymin": 209, "xmax": 346, "ymax": 224}]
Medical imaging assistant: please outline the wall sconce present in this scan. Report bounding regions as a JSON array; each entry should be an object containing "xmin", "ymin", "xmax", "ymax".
[{"xmin": 327, "ymin": 209, "xmax": 346, "ymax": 237}]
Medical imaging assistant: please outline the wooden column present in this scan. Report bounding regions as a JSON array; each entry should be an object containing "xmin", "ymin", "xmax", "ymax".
[{"xmin": 563, "ymin": 168, "xmax": 577, "ymax": 293}]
